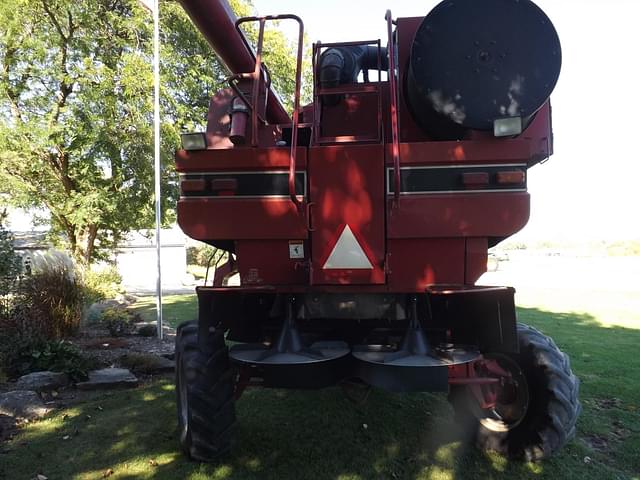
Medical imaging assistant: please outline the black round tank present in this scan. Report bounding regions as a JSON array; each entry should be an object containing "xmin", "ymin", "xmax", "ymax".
[{"xmin": 406, "ymin": 0, "xmax": 561, "ymax": 140}]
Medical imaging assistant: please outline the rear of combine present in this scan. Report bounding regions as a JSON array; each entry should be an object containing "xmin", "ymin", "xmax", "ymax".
[{"xmin": 174, "ymin": 0, "xmax": 580, "ymax": 462}]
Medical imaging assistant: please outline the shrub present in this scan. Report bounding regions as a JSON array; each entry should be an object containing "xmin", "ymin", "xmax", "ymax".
[
  {"xmin": 118, "ymin": 353, "xmax": 167, "ymax": 374},
  {"xmin": 0, "ymin": 337, "xmax": 95, "ymax": 381},
  {"xmin": 137, "ymin": 324, "xmax": 157, "ymax": 337},
  {"xmin": 101, "ymin": 307, "xmax": 135, "ymax": 337},
  {"xmin": 83, "ymin": 266, "xmax": 123, "ymax": 304},
  {"xmin": 186, "ymin": 243, "xmax": 225, "ymax": 267},
  {"xmin": 23, "ymin": 250, "xmax": 85, "ymax": 338}
]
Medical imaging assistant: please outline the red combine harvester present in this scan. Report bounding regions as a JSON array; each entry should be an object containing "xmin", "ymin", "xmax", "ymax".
[{"xmin": 174, "ymin": 0, "xmax": 580, "ymax": 462}]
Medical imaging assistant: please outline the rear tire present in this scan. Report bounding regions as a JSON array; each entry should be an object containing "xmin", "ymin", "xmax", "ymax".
[
  {"xmin": 449, "ymin": 323, "xmax": 581, "ymax": 461},
  {"xmin": 175, "ymin": 320, "xmax": 236, "ymax": 461}
]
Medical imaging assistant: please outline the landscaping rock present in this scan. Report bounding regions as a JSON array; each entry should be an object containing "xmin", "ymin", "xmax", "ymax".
[
  {"xmin": 0, "ymin": 391, "xmax": 51, "ymax": 420},
  {"xmin": 76, "ymin": 368, "xmax": 138, "ymax": 390},
  {"xmin": 16, "ymin": 371, "xmax": 70, "ymax": 392},
  {"xmin": 115, "ymin": 293, "xmax": 137, "ymax": 305},
  {"xmin": 118, "ymin": 353, "xmax": 174, "ymax": 374}
]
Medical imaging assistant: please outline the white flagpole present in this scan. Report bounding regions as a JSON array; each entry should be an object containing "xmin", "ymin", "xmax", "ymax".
[{"xmin": 153, "ymin": 0, "xmax": 163, "ymax": 340}]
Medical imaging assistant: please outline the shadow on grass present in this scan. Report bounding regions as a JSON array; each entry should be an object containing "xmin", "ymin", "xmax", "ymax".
[{"xmin": 1, "ymin": 307, "xmax": 639, "ymax": 480}]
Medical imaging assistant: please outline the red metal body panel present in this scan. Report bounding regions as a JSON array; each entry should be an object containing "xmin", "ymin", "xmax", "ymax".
[
  {"xmin": 387, "ymin": 238, "xmax": 465, "ymax": 290},
  {"xmin": 176, "ymin": 147, "xmax": 307, "ymax": 172},
  {"xmin": 387, "ymin": 193, "xmax": 530, "ymax": 239},
  {"xmin": 309, "ymin": 144, "xmax": 386, "ymax": 285},
  {"xmin": 386, "ymin": 141, "xmax": 531, "ymax": 166},
  {"xmin": 236, "ymin": 240, "xmax": 307, "ymax": 285},
  {"xmin": 178, "ymin": 198, "xmax": 307, "ymax": 241},
  {"xmin": 465, "ymin": 238, "xmax": 489, "ymax": 284}
]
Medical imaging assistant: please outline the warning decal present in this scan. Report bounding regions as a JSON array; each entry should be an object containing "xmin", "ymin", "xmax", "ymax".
[{"xmin": 322, "ymin": 225, "xmax": 373, "ymax": 270}]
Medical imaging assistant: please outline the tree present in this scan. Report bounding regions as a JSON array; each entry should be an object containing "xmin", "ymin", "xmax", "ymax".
[
  {"xmin": 0, "ymin": 0, "xmax": 310, "ymax": 265},
  {"xmin": 0, "ymin": 0, "xmax": 155, "ymax": 264}
]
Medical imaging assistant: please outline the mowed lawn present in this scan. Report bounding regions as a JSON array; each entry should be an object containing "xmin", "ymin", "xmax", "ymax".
[
  {"xmin": 130, "ymin": 294, "xmax": 198, "ymax": 327},
  {"xmin": 2, "ymin": 294, "xmax": 639, "ymax": 480}
]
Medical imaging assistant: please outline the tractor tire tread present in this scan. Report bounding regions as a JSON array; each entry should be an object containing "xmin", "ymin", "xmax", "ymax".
[{"xmin": 175, "ymin": 320, "xmax": 236, "ymax": 462}]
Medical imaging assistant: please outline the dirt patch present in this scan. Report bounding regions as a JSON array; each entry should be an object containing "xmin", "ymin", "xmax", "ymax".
[
  {"xmin": 583, "ymin": 434, "xmax": 608, "ymax": 452},
  {"xmin": 69, "ymin": 325, "xmax": 175, "ymax": 368},
  {"xmin": 610, "ymin": 420, "xmax": 630, "ymax": 441},
  {"xmin": 593, "ymin": 397, "xmax": 622, "ymax": 410},
  {"xmin": 80, "ymin": 337, "xmax": 130, "ymax": 350}
]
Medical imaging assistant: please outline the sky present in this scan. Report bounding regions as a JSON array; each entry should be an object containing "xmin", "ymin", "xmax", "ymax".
[{"xmin": 253, "ymin": 0, "xmax": 640, "ymax": 241}]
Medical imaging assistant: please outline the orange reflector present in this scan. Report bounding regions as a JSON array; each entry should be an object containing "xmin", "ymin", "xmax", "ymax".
[
  {"xmin": 496, "ymin": 170, "xmax": 526, "ymax": 185},
  {"xmin": 461, "ymin": 172, "xmax": 489, "ymax": 187},
  {"xmin": 180, "ymin": 179, "xmax": 206, "ymax": 193}
]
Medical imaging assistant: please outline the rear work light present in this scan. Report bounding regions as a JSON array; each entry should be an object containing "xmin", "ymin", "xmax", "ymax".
[
  {"xmin": 493, "ymin": 117, "xmax": 523, "ymax": 137},
  {"xmin": 180, "ymin": 132, "xmax": 207, "ymax": 151}
]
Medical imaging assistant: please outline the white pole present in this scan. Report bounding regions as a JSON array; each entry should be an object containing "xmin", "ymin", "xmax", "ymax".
[{"xmin": 153, "ymin": 0, "xmax": 163, "ymax": 340}]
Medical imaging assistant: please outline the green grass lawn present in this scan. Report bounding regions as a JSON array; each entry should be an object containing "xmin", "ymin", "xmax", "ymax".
[
  {"xmin": 2, "ymin": 299, "xmax": 639, "ymax": 479},
  {"xmin": 130, "ymin": 294, "xmax": 197, "ymax": 328}
]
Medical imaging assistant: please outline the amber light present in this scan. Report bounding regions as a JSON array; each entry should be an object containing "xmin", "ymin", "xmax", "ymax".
[
  {"xmin": 496, "ymin": 170, "xmax": 526, "ymax": 185},
  {"xmin": 180, "ymin": 179, "xmax": 206, "ymax": 194},
  {"xmin": 461, "ymin": 172, "xmax": 489, "ymax": 187}
]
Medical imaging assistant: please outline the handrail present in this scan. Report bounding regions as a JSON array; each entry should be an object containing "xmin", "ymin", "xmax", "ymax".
[
  {"xmin": 386, "ymin": 10, "xmax": 401, "ymax": 204},
  {"xmin": 235, "ymin": 14, "xmax": 304, "ymax": 207},
  {"xmin": 312, "ymin": 39, "xmax": 383, "ymax": 145}
]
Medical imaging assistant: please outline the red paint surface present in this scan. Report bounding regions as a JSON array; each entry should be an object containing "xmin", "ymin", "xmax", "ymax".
[
  {"xmin": 237, "ymin": 240, "xmax": 307, "ymax": 285},
  {"xmin": 309, "ymin": 144, "xmax": 386, "ymax": 285},
  {"xmin": 176, "ymin": 147, "xmax": 307, "ymax": 172},
  {"xmin": 465, "ymin": 238, "xmax": 488, "ymax": 284},
  {"xmin": 387, "ymin": 238, "xmax": 465, "ymax": 290},
  {"xmin": 387, "ymin": 193, "xmax": 530, "ymax": 239},
  {"xmin": 177, "ymin": 197, "xmax": 307, "ymax": 241}
]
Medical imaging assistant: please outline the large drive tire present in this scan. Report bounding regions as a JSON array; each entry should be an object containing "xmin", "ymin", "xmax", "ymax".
[
  {"xmin": 449, "ymin": 323, "xmax": 581, "ymax": 461},
  {"xmin": 175, "ymin": 320, "xmax": 236, "ymax": 461}
]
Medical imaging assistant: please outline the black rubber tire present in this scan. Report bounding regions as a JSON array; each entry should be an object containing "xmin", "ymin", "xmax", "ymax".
[
  {"xmin": 175, "ymin": 320, "xmax": 236, "ymax": 461},
  {"xmin": 449, "ymin": 323, "xmax": 581, "ymax": 461}
]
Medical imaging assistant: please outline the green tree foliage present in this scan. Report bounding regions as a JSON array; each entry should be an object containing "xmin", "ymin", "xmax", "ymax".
[
  {"xmin": 0, "ymin": 0, "xmax": 155, "ymax": 264},
  {"xmin": 1, "ymin": 0, "xmax": 308, "ymax": 264}
]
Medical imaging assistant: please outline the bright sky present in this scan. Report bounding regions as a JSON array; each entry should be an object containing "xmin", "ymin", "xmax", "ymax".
[{"xmin": 254, "ymin": 0, "xmax": 640, "ymax": 241}]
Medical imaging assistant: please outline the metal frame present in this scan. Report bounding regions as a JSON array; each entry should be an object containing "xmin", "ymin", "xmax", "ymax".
[{"xmin": 312, "ymin": 39, "xmax": 383, "ymax": 145}]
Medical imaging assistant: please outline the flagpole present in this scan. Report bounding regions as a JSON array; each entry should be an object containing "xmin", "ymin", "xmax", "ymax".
[{"xmin": 153, "ymin": 0, "xmax": 163, "ymax": 340}]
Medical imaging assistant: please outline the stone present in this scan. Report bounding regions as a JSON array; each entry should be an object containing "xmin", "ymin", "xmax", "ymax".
[
  {"xmin": 0, "ymin": 391, "xmax": 51, "ymax": 420},
  {"xmin": 76, "ymin": 368, "xmax": 138, "ymax": 390},
  {"xmin": 115, "ymin": 293, "xmax": 137, "ymax": 306},
  {"xmin": 16, "ymin": 371, "xmax": 70, "ymax": 392}
]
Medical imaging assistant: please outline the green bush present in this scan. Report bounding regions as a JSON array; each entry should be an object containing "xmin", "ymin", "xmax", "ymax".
[
  {"xmin": 0, "ymin": 337, "xmax": 95, "ymax": 381},
  {"xmin": 24, "ymin": 252, "xmax": 85, "ymax": 338},
  {"xmin": 137, "ymin": 324, "xmax": 157, "ymax": 337},
  {"xmin": 186, "ymin": 243, "xmax": 225, "ymax": 267},
  {"xmin": 101, "ymin": 307, "xmax": 135, "ymax": 337},
  {"xmin": 118, "ymin": 352, "xmax": 167, "ymax": 374},
  {"xmin": 83, "ymin": 266, "xmax": 123, "ymax": 304}
]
